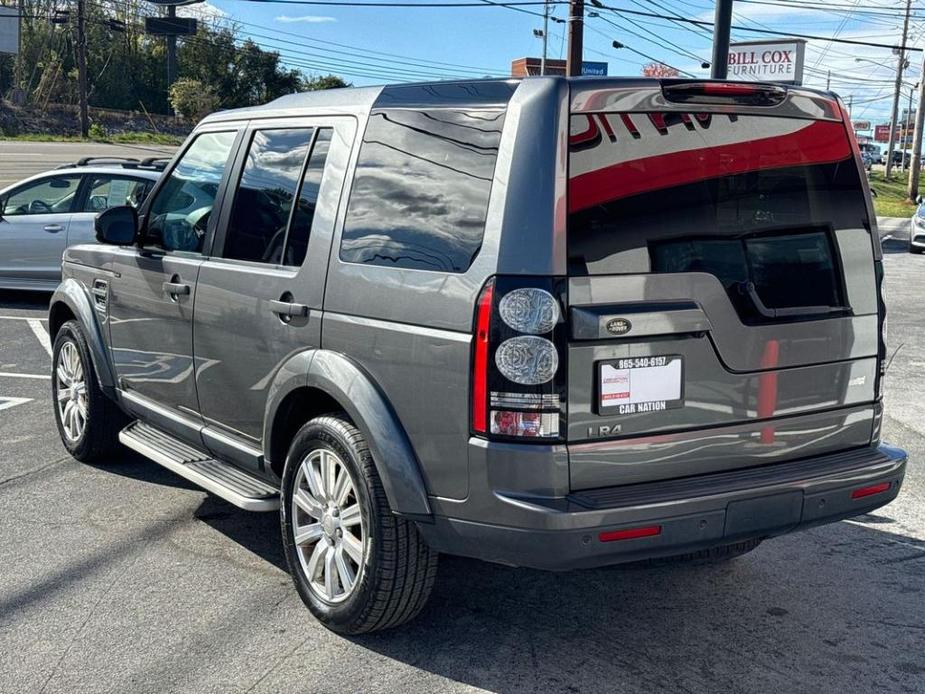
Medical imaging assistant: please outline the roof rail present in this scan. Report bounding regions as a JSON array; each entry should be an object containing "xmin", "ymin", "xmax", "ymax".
[{"xmin": 55, "ymin": 156, "xmax": 170, "ymax": 172}]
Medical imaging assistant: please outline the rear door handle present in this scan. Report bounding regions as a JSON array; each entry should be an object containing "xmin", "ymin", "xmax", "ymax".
[
  {"xmin": 163, "ymin": 281, "xmax": 190, "ymax": 296},
  {"xmin": 268, "ymin": 299, "xmax": 309, "ymax": 318},
  {"xmin": 43, "ymin": 224, "xmax": 63, "ymax": 233}
]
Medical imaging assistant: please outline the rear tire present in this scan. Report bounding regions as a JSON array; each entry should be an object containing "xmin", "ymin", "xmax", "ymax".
[
  {"xmin": 51, "ymin": 320, "xmax": 125, "ymax": 463},
  {"xmin": 281, "ymin": 414, "xmax": 438, "ymax": 634}
]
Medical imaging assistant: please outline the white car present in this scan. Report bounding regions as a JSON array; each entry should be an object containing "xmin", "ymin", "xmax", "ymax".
[
  {"xmin": 911, "ymin": 199, "xmax": 925, "ymax": 254},
  {"xmin": 0, "ymin": 158, "xmax": 165, "ymax": 291}
]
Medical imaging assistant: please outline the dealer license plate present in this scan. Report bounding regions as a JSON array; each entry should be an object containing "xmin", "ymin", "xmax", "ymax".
[{"xmin": 598, "ymin": 355, "xmax": 684, "ymax": 414}]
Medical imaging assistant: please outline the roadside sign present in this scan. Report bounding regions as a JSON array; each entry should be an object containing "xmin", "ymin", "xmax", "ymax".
[
  {"xmin": 852, "ymin": 121, "xmax": 871, "ymax": 132},
  {"xmin": 145, "ymin": 16, "xmax": 197, "ymax": 35},
  {"xmin": 581, "ymin": 61, "xmax": 608, "ymax": 76},
  {"xmin": 728, "ymin": 39, "xmax": 807, "ymax": 85},
  {"xmin": 874, "ymin": 124, "xmax": 898, "ymax": 143},
  {"xmin": 0, "ymin": 5, "xmax": 19, "ymax": 56}
]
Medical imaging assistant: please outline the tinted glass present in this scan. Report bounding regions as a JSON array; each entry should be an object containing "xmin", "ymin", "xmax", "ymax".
[
  {"xmin": 147, "ymin": 131, "xmax": 237, "ymax": 253},
  {"xmin": 285, "ymin": 128, "xmax": 332, "ymax": 267},
  {"xmin": 651, "ymin": 230, "xmax": 845, "ymax": 323},
  {"xmin": 568, "ymin": 112, "xmax": 863, "ymax": 321},
  {"xmin": 340, "ymin": 108, "xmax": 505, "ymax": 272},
  {"xmin": 3, "ymin": 176, "xmax": 81, "ymax": 216},
  {"xmin": 84, "ymin": 176, "xmax": 153, "ymax": 212},
  {"xmin": 224, "ymin": 128, "xmax": 314, "ymax": 264}
]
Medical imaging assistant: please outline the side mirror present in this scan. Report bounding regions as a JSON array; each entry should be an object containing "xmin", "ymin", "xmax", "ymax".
[
  {"xmin": 918, "ymin": 196, "xmax": 923, "ymax": 205},
  {"xmin": 95, "ymin": 205, "xmax": 138, "ymax": 245}
]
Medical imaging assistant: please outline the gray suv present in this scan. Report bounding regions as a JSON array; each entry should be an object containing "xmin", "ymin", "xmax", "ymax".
[{"xmin": 48, "ymin": 78, "xmax": 907, "ymax": 634}]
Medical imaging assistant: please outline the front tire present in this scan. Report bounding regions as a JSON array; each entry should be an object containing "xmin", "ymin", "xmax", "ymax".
[
  {"xmin": 51, "ymin": 320, "xmax": 125, "ymax": 462},
  {"xmin": 281, "ymin": 414, "xmax": 438, "ymax": 634}
]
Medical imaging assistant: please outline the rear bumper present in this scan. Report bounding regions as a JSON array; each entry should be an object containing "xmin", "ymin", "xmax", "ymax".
[{"xmin": 418, "ymin": 442, "xmax": 906, "ymax": 570}]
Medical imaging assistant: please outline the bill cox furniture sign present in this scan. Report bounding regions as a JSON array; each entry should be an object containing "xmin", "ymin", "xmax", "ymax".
[{"xmin": 728, "ymin": 39, "xmax": 807, "ymax": 86}]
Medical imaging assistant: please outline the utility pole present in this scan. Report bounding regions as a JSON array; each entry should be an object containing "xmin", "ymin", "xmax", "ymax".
[
  {"xmin": 885, "ymin": 0, "xmax": 912, "ymax": 179},
  {"xmin": 905, "ymin": 85, "xmax": 915, "ymax": 173},
  {"xmin": 711, "ymin": 0, "xmax": 734, "ymax": 79},
  {"xmin": 826, "ymin": 70, "xmax": 831, "ymax": 91},
  {"xmin": 909, "ymin": 54, "xmax": 925, "ymax": 201},
  {"xmin": 541, "ymin": 0, "xmax": 548, "ymax": 76},
  {"xmin": 76, "ymin": 0, "xmax": 89, "ymax": 136},
  {"xmin": 166, "ymin": 4, "xmax": 178, "ymax": 104},
  {"xmin": 566, "ymin": 0, "xmax": 583, "ymax": 77}
]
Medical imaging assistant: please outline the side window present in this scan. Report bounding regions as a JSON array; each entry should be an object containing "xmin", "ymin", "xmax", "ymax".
[
  {"xmin": 223, "ymin": 128, "xmax": 315, "ymax": 264},
  {"xmin": 146, "ymin": 131, "xmax": 237, "ymax": 253},
  {"xmin": 285, "ymin": 128, "xmax": 332, "ymax": 267},
  {"xmin": 2, "ymin": 176, "xmax": 82, "ymax": 216},
  {"xmin": 340, "ymin": 108, "xmax": 505, "ymax": 272},
  {"xmin": 83, "ymin": 176, "xmax": 153, "ymax": 212}
]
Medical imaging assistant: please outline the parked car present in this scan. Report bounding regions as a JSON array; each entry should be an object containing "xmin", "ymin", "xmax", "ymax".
[
  {"xmin": 0, "ymin": 158, "xmax": 164, "ymax": 291},
  {"xmin": 911, "ymin": 197, "xmax": 925, "ymax": 254},
  {"xmin": 891, "ymin": 150, "xmax": 911, "ymax": 167},
  {"xmin": 48, "ymin": 78, "xmax": 906, "ymax": 634},
  {"xmin": 861, "ymin": 151, "xmax": 874, "ymax": 170},
  {"xmin": 859, "ymin": 143, "xmax": 883, "ymax": 165}
]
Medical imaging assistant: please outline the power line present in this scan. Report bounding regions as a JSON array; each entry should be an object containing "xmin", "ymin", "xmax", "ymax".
[{"xmin": 591, "ymin": 3, "xmax": 923, "ymax": 52}]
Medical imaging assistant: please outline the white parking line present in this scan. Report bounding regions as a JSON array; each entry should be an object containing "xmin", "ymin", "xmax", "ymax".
[
  {"xmin": 0, "ymin": 397, "xmax": 32, "ymax": 411},
  {"xmin": 0, "ymin": 315, "xmax": 48, "ymax": 321},
  {"xmin": 0, "ymin": 372, "xmax": 50, "ymax": 380},
  {"xmin": 27, "ymin": 319, "xmax": 52, "ymax": 357}
]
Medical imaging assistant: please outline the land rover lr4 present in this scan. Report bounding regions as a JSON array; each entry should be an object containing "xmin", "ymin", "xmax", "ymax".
[{"xmin": 49, "ymin": 77, "xmax": 907, "ymax": 634}]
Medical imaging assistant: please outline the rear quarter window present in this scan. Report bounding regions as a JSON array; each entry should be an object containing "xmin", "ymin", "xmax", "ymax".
[{"xmin": 339, "ymin": 107, "xmax": 505, "ymax": 273}]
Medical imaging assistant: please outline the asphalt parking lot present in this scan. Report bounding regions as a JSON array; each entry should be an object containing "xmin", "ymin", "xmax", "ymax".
[
  {"xmin": 0, "ymin": 141, "xmax": 177, "ymax": 188},
  {"xmin": 1, "ymin": 228, "xmax": 924, "ymax": 693}
]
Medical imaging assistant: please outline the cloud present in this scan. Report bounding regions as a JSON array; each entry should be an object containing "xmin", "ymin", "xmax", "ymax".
[
  {"xmin": 274, "ymin": 15, "xmax": 337, "ymax": 24},
  {"xmin": 178, "ymin": 1, "xmax": 227, "ymax": 22}
]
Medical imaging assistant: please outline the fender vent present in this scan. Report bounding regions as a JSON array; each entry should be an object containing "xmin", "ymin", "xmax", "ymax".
[{"xmin": 92, "ymin": 279, "xmax": 108, "ymax": 313}]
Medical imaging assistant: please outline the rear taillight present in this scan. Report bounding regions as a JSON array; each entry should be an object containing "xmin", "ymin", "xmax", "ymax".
[
  {"xmin": 471, "ymin": 277, "xmax": 567, "ymax": 441},
  {"xmin": 661, "ymin": 80, "xmax": 787, "ymax": 107}
]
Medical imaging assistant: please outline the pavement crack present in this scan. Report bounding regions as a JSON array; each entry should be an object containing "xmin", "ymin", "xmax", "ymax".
[
  {"xmin": 36, "ymin": 552, "xmax": 141, "ymax": 694},
  {"xmin": 0, "ymin": 457, "xmax": 70, "ymax": 490}
]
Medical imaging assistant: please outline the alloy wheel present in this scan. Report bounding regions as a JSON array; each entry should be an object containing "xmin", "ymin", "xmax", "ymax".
[
  {"xmin": 291, "ymin": 448, "xmax": 366, "ymax": 603},
  {"xmin": 56, "ymin": 341, "xmax": 88, "ymax": 443}
]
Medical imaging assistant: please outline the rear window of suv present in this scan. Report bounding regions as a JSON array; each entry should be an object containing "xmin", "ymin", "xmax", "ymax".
[
  {"xmin": 567, "ymin": 112, "xmax": 865, "ymax": 322},
  {"xmin": 340, "ymin": 107, "xmax": 505, "ymax": 273}
]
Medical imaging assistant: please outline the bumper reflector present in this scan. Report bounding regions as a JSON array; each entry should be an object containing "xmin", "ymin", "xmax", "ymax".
[
  {"xmin": 599, "ymin": 525, "xmax": 662, "ymax": 543},
  {"xmin": 851, "ymin": 482, "xmax": 891, "ymax": 500}
]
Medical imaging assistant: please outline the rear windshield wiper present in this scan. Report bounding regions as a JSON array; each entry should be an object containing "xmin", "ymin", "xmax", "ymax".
[{"xmin": 738, "ymin": 282, "xmax": 849, "ymax": 320}]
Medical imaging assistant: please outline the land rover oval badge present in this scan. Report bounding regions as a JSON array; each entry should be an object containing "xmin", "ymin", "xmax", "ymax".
[{"xmin": 606, "ymin": 318, "xmax": 632, "ymax": 336}]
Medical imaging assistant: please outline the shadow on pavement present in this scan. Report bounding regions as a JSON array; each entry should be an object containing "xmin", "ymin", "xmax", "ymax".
[
  {"xmin": 0, "ymin": 290, "xmax": 52, "ymax": 312},
  {"xmin": 335, "ymin": 517, "xmax": 925, "ymax": 692}
]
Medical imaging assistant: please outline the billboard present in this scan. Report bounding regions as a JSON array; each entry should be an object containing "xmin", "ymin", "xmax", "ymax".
[
  {"xmin": 874, "ymin": 124, "xmax": 898, "ymax": 143},
  {"xmin": 728, "ymin": 39, "xmax": 807, "ymax": 85},
  {"xmin": 0, "ymin": 5, "xmax": 19, "ymax": 56},
  {"xmin": 145, "ymin": 16, "xmax": 197, "ymax": 35},
  {"xmin": 852, "ymin": 121, "xmax": 871, "ymax": 132}
]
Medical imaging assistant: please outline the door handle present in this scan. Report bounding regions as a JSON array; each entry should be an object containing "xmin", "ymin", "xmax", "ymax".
[
  {"xmin": 43, "ymin": 224, "xmax": 63, "ymax": 233},
  {"xmin": 268, "ymin": 299, "xmax": 309, "ymax": 318},
  {"xmin": 163, "ymin": 281, "xmax": 190, "ymax": 296}
]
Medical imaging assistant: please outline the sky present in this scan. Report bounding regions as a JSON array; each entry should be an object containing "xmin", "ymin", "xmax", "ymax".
[{"xmin": 183, "ymin": 0, "xmax": 917, "ymax": 131}]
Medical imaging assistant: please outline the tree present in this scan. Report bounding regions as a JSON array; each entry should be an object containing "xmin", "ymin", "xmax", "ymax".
[
  {"xmin": 169, "ymin": 77, "xmax": 220, "ymax": 122},
  {"xmin": 642, "ymin": 62, "xmax": 680, "ymax": 78},
  {"xmin": 303, "ymin": 74, "xmax": 351, "ymax": 91}
]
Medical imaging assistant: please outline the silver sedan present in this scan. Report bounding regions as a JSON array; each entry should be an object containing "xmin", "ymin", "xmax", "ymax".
[{"xmin": 0, "ymin": 160, "xmax": 161, "ymax": 291}]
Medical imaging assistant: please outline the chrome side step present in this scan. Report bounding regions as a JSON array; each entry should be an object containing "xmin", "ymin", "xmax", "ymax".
[{"xmin": 119, "ymin": 421, "xmax": 280, "ymax": 512}]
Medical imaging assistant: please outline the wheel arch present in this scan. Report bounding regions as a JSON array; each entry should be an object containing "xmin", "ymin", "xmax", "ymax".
[
  {"xmin": 49, "ymin": 279, "xmax": 116, "ymax": 394},
  {"xmin": 264, "ymin": 349, "xmax": 432, "ymax": 519}
]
